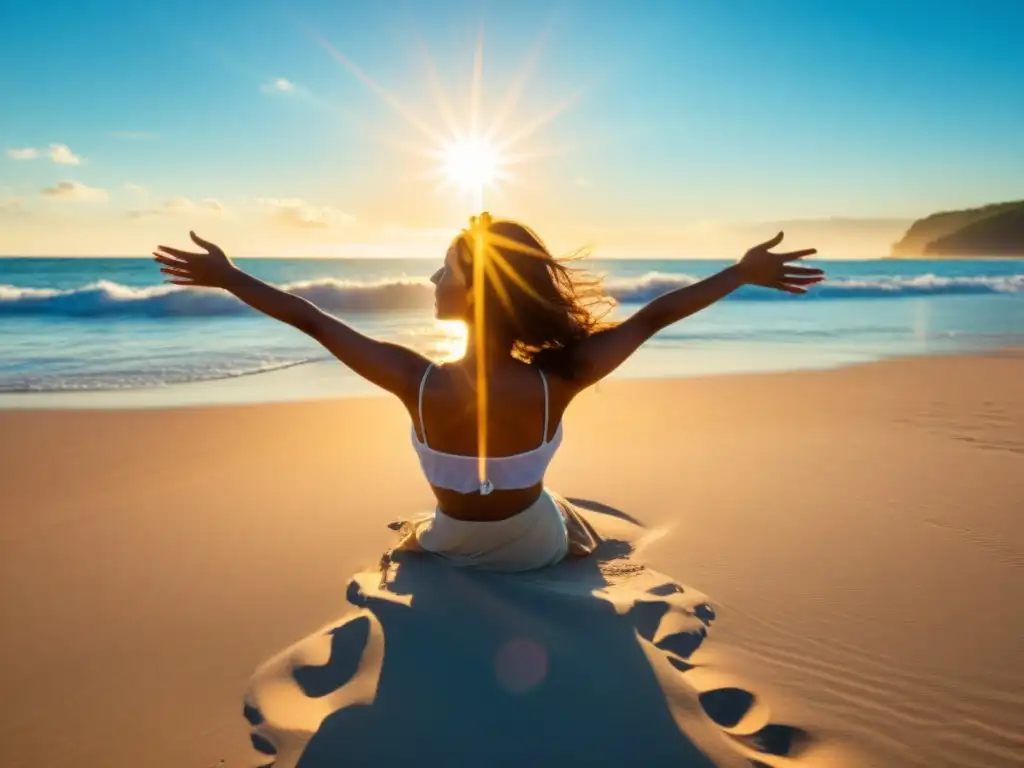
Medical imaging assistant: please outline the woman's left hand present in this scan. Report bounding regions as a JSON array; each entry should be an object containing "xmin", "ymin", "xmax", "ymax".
[{"xmin": 736, "ymin": 232, "xmax": 824, "ymax": 294}]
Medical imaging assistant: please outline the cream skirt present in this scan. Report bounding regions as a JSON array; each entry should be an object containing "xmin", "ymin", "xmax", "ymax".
[{"xmin": 391, "ymin": 489, "xmax": 580, "ymax": 572}]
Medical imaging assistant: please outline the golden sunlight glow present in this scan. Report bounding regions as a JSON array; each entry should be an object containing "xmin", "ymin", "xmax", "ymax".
[
  {"xmin": 312, "ymin": 25, "xmax": 585, "ymax": 218},
  {"xmin": 434, "ymin": 319, "xmax": 468, "ymax": 362},
  {"xmin": 439, "ymin": 137, "xmax": 501, "ymax": 210}
]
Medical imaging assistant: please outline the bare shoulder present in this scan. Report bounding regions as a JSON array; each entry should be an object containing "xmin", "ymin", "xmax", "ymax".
[
  {"xmin": 394, "ymin": 355, "xmax": 441, "ymax": 411},
  {"xmin": 536, "ymin": 365, "xmax": 583, "ymax": 417}
]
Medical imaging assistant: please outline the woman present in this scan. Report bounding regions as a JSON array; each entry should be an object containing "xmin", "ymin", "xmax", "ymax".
[{"xmin": 153, "ymin": 214, "xmax": 822, "ymax": 571}]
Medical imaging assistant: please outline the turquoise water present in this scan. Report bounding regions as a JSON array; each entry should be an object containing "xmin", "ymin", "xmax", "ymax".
[{"xmin": 1, "ymin": 256, "xmax": 1022, "ymax": 407}]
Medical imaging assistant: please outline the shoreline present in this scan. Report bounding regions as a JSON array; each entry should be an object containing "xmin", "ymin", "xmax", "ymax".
[{"xmin": 0, "ymin": 344, "xmax": 1017, "ymax": 412}]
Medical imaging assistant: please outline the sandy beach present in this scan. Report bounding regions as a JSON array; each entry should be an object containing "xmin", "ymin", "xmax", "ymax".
[{"xmin": 1, "ymin": 350, "xmax": 1021, "ymax": 767}]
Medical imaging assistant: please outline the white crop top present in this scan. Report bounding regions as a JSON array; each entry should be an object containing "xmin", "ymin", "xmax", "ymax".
[{"xmin": 410, "ymin": 364, "xmax": 563, "ymax": 495}]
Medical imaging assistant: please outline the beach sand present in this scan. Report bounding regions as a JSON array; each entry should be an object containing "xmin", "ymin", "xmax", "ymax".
[{"xmin": 1, "ymin": 350, "xmax": 1021, "ymax": 767}]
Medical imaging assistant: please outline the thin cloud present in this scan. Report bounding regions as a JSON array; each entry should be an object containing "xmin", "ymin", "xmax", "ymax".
[
  {"xmin": 124, "ymin": 183, "xmax": 147, "ymax": 196},
  {"xmin": 127, "ymin": 196, "xmax": 227, "ymax": 218},
  {"xmin": 257, "ymin": 197, "xmax": 355, "ymax": 228},
  {"xmin": 7, "ymin": 144, "xmax": 83, "ymax": 164},
  {"xmin": 41, "ymin": 180, "xmax": 108, "ymax": 201},
  {"xmin": 261, "ymin": 77, "xmax": 296, "ymax": 94},
  {"xmin": 6, "ymin": 148, "xmax": 40, "ymax": 160}
]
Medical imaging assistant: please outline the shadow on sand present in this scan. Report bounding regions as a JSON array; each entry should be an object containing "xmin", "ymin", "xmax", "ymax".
[{"xmin": 243, "ymin": 501, "xmax": 809, "ymax": 768}]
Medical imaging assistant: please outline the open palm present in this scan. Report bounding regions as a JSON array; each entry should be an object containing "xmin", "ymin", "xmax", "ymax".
[
  {"xmin": 152, "ymin": 231, "xmax": 239, "ymax": 289},
  {"xmin": 737, "ymin": 232, "xmax": 824, "ymax": 294}
]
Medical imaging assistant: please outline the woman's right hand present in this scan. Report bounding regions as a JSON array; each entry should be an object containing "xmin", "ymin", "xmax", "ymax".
[
  {"xmin": 153, "ymin": 231, "xmax": 241, "ymax": 289},
  {"xmin": 736, "ymin": 231, "xmax": 823, "ymax": 294}
]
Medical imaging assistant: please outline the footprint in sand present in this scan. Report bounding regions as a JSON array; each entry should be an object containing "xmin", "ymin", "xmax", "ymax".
[
  {"xmin": 626, "ymin": 592, "xmax": 809, "ymax": 765},
  {"xmin": 242, "ymin": 502, "xmax": 811, "ymax": 768}
]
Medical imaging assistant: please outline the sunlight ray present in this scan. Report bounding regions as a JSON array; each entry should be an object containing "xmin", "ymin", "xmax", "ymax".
[
  {"xmin": 484, "ymin": 24, "xmax": 552, "ymax": 142},
  {"xmin": 471, "ymin": 227, "xmax": 489, "ymax": 484},
  {"xmin": 469, "ymin": 29, "xmax": 485, "ymax": 138},
  {"xmin": 486, "ymin": 232, "xmax": 549, "ymax": 259},
  {"xmin": 484, "ymin": 258, "xmax": 515, "ymax": 316},
  {"xmin": 495, "ymin": 87, "xmax": 586, "ymax": 153},
  {"xmin": 371, "ymin": 135, "xmax": 440, "ymax": 159},
  {"xmin": 414, "ymin": 36, "xmax": 463, "ymax": 138},
  {"xmin": 501, "ymin": 135, "xmax": 610, "ymax": 165},
  {"xmin": 489, "ymin": 248, "xmax": 552, "ymax": 306},
  {"xmin": 312, "ymin": 32, "xmax": 449, "ymax": 146}
]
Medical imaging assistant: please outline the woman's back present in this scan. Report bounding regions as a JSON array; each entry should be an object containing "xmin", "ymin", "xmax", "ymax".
[{"xmin": 408, "ymin": 359, "xmax": 569, "ymax": 521}]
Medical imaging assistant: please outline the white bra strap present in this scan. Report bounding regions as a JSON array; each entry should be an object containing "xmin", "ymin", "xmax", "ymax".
[
  {"xmin": 538, "ymin": 368, "xmax": 549, "ymax": 445},
  {"xmin": 417, "ymin": 363, "xmax": 433, "ymax": 446}
]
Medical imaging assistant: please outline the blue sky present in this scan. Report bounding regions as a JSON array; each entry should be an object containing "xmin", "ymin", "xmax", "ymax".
[{"xmin": 2, "ymin": 0, "xmax": 1022, "ymax": 256}]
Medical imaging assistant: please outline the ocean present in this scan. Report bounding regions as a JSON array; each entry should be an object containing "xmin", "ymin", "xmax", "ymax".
[{"xmin": 1, "ymin": 256, "xmax": 1022, "ymax": 408}]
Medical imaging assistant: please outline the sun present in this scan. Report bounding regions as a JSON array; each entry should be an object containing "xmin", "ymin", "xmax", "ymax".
[
  {"xmin": 438, "ymin": 137, "xmax": 502, "ymax": 211},
  {"xmin": 311, "ymin": 27, "xmax": 584, "ymax": 215}
]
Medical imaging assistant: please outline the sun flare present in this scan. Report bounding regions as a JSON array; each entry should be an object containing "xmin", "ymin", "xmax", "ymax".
[
  {"xmin": 311, "ymin": 26, "xmax": 584, "ymax": 217},
  {"xmin": 441, "ymin": 138, "xmax": 499, "ymax": 189},
  {"xmin": 437, "ymin": 137, "xmax": 503, "ymax": 211}
]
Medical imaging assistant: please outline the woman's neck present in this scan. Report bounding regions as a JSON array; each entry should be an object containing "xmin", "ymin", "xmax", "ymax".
[{"xmin": 461, "ymin": 324, "xmax": 514, "ymax": 370}]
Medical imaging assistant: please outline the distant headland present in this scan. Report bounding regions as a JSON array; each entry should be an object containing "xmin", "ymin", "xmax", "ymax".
[{"xmin": 890, "ymin": 200, "xmax": 1024, "ymax": 258}]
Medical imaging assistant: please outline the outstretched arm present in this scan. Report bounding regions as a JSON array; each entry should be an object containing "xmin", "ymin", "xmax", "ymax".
[
  {"xmin": 153, "ymin": 232, "xmax": 430, "ymax": 400},
  {"xmin": 568, "ymin": 232, "xmax": 823, "ymax": 391}
]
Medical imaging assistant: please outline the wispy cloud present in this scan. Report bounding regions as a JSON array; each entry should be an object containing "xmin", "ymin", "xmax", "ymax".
[
  {"xmin": 124, "ymin": 183, "xmax": 148, "ymax": 196},
  {"xmin": 166, "ymin": 197, "xmax": 226, "ymax": 215},
  {"xmin": 127, "ymin": 196, "xmax": 226, "ymax": 218},
  {"xmin": 7, "ymin": 144, "xmax": 83, "ymax": 164},
  {"xmin": 48, "ymin": 144, "xmax": 81, "ymax": 165},
  {"xmin": 41, "ymin": 180, "xmax": 108, "ymax": 201},
  {"xmin": 260, "ymin": 77, "xmax": 296, "ymax": 94},
  {"xmin": 257, "ymin": 197, "xmax": 355, "ymax": 228},
  {"xmin": 0, "ymin": 197, "xmax": 26, "ymax": 216}
]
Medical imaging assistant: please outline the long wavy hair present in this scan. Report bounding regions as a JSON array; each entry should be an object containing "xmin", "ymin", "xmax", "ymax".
[{"xmin": 452, "ymin": 214, "xmax": 616, "ymax": 379}]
